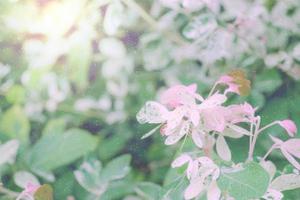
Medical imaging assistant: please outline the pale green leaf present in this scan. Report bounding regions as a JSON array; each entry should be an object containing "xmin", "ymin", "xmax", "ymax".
[
  {"xmin": 29, "ymin": 129, "xmax": 98, "ymax": 171},
  {"xmin": 217, "ymin": 162, "xmax": 269, "ymax": 200}
]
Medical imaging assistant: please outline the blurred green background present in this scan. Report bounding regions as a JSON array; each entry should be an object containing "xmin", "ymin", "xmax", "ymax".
[{"xmin": 0, "ymin": 0, "xmax": 299, "ymax": 199}]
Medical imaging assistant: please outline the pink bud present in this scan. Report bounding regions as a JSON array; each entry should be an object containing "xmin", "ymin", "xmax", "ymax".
[{"xmin": 279, "ymin": 120, "xmax": 297, "ymax": 137}]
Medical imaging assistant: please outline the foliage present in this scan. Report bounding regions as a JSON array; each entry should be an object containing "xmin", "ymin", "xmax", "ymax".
[{"xmin": 0, "ymin": 0, "xmax": 299, "ymax": 199}]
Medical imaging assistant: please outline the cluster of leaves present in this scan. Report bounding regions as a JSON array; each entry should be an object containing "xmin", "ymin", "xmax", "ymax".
[
  {"xmin": 0, "ymin": 0, "xmax": 299, "ymax": 199},
  {"xmin": 136, "ymin": 71, "xmax": 300, "ymax": 200}
]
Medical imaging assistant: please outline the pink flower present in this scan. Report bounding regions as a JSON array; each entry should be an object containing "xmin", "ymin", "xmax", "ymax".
[
  {"xmin": 278, "ymin": 120, "xmax": 297, "ymax": 137},
  {"xmin": 270, "ymin": 136, "xmax": 300, "ymax": 170}
]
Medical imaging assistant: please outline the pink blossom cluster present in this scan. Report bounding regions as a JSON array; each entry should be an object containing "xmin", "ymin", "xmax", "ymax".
[{"xmin": 137, "ymin": 72, "xmax": 299, "ymax": 200}]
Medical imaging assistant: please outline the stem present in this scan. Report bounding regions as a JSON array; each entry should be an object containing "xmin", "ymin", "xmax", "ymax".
[
  {"xmin": 248, "ymin": 120, "xmax": 254, "ymax": 160},
  {"xmin": 121, "ymin": 0, "xmax": 186, "ymax": 45},
  {"xmin": 247, "ymin": 116, "xmax": 261, "ymax": 161},
  {"xmin": 178, "ymin": 133, "xmax": 189, "ymax": 154},
  {"xmin": 257, "ymin": 121, "xmax": 279, "ymax": 135},
  {"xmin": 262, "ymin": 145, "xmax": 276, "ymax": 161},
  {"xmin": 207, "ymin": 82, "xmax": 218, "ymax": 97}
]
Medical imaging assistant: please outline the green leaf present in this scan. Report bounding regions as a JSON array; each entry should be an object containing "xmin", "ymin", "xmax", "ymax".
[
  {"xmin": 34, "ymin": 184, "xmax": 53, "ymax": 200},
  {"xmin": 135, "ymin": 182, "xmax": 162, "ymax": 200},
  {"xmin": 29, "ymin": 129, "xmax": 98, "ymax": 171},
  {"xmin": 100, "ymin": 154, "xmax": 131, "ymax": 182},
  {"xmin": 254, "ymin": 69, "xmax": 282, "ymax": 94},
  {"xmin": 100, "ymin": 180, "xmax": 134, "ymax": 200},
  {"xmin": 67, "ymin": 35, "xmax": 92, "ymax": 88},
  {"xmin": 43, "ymin": 118, "xmax": 66, "ymax": 136},
  {"xmin": 0, "ymin": 106, "xmax": 30, "ymax": 143},
  {"xmin": 74, "ymin": 158, "xmax": 106, "ymax": 196},
  {"xmin": 6, "ymin": 85, "xmax": 26, "ymax": 104},
  {"xmin": 217, "ymin": 162, "xmax": 270, "ymax": 200}
]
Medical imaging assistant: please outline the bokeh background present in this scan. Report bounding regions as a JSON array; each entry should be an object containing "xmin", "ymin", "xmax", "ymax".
[{"xmin": 0, "ymin": 0, "xmax": 299, "ymax": 199}]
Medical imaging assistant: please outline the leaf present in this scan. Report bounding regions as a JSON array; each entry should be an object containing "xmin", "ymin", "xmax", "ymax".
[
  {"xmin": 160, "ymin": 176, "xmax": 189, "ymax": 200},
  {"xmin": 103, "ymin": 1, "xmax": 124, "ymax": 35},
  {"xmin": 99, "ymin": 154, "xmax": 131, "ymax": 182},
  {"xmin": 67, "ymin": 34, "xmax": 92, "ymax": 88},
  {"xmin": 135, "ymin": 182, "xmax": 162, "ymax": 200},
  {"xmin": 227, "ymin": 124, "xmax": 251, "ymax": 136},
  {"xmin": 34, "ymin": 184, "xmax": 53, "ymax": 200},
  {"xmin": 6, "ymin": 85, "xmax": 26, "ymax": 104},
  {"xmin": 43, "ymin": 118, "xmax": 66, "ymax": 136},
  {"xmin": 29, "ymin": 129, "xmax": 98, "ymax": 171},
  {"xmin": 0, "ymin": 140, "xmax": 19, "ymax": 166},
  {"xmin": 271, "ymin": 174, "xmax": 300, "ymax": 191},
  {"xmin": 216, "ymin": 135, "xmax": 231, "ymax": 161},
  {"xmin": 217, "ymin": 162, "xmax": 270, "ymax": 200},
  {"xmin": 254, "ymin": 69, "xmax": 282, "ymax": 94},
  {"xmin": 0, "ymin": 106, "xmax": 30, "ymax": 143},
  {"xmin": 100, "ymin": 180, "xmax": 135, "ymax": 200},
  {"xmin": 74, "ymin": 158, "xmax": 107, "ymax": 196},
  {"xmin": 14, "ymin": 171, "xmax": 40, "ymax": 189},
  {"xmin": 136, "ymin": 101, "xmax": 167, "ymax": 124}
]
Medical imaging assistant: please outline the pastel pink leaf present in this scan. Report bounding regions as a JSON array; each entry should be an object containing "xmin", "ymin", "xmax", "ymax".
[
  {"xmin": 136, "ymin": 101, "xmax": 168, "ymax": 124},
  {"xmin": 187, "ymin": 84, "xmax": 197, "ymax": 93},
  {"xmin": 207, "ymin": 181, "xmax": 221, "ymax": 200},
  {"xmin": 263, "ymin": 188, "xmax": 283, "ymax": 200},
  {"xmin": 165, "ymin": 107, "xmax": 185, "ymax": 132},
  {"xmin": 281, "ymin": 148, "xmax": 300, "ymax": 170},
  {"xmin": 189, "ymin": 109, "xmax": 200, "ymax": 126},
  {"xmin": 202, "ymin": 107, "xmax": 226, "ymax": 132},
  {"xmin": 216, "ymin": 135, "xmax": 231, "ymax": 161},
  {"xmin": 25, "ymin": 182, "xmax": 39, "ymax": 194},
  {"xmin": 160, "ymin": 84, "xmax": 197, "ymax": 108},
  {"xmin": 179, "ymin": 121, "xmax": 191, "ymax": 137},
  {"xmin": 187, "ymin": 160, "xmax": 198, "ymax": 180},
  {"xmin": 165, "ymin": 132, "xmax": 185, "ymax": 145},
  {"xmin": 192, "ymin": 130, "xmax": 203, "ymax": 148},
  {"xmin": 227, "ymin": 124, "xmax": 251, "ymax": 136},
  {"xmin": 184, "ymin": 178, "xmax": 204, "ymax": 200},
  {"xmin": 279, "ymin": 120, "xmax": 297, "ymax": 137},
  {"xmin": 171, "ymin": 154, "xmax": 192, "ymax": 168},
  {"xmin": 271, "ymin": 174, "xmax": 300, "ymax": 192},
  {"xmin": 242, "ymin": 102, "xmax": 256, "ymax": 116},
  {"xmin": 269, "ymin": 135, "xmax": 284, "ymax": 145},
  {"xmin": 282, "ymin": 139, "xmax": 300, "ymax": 159},
  {"xmin": 217, "ymin": 75, "xmax": 233, "ymax": 84}
]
